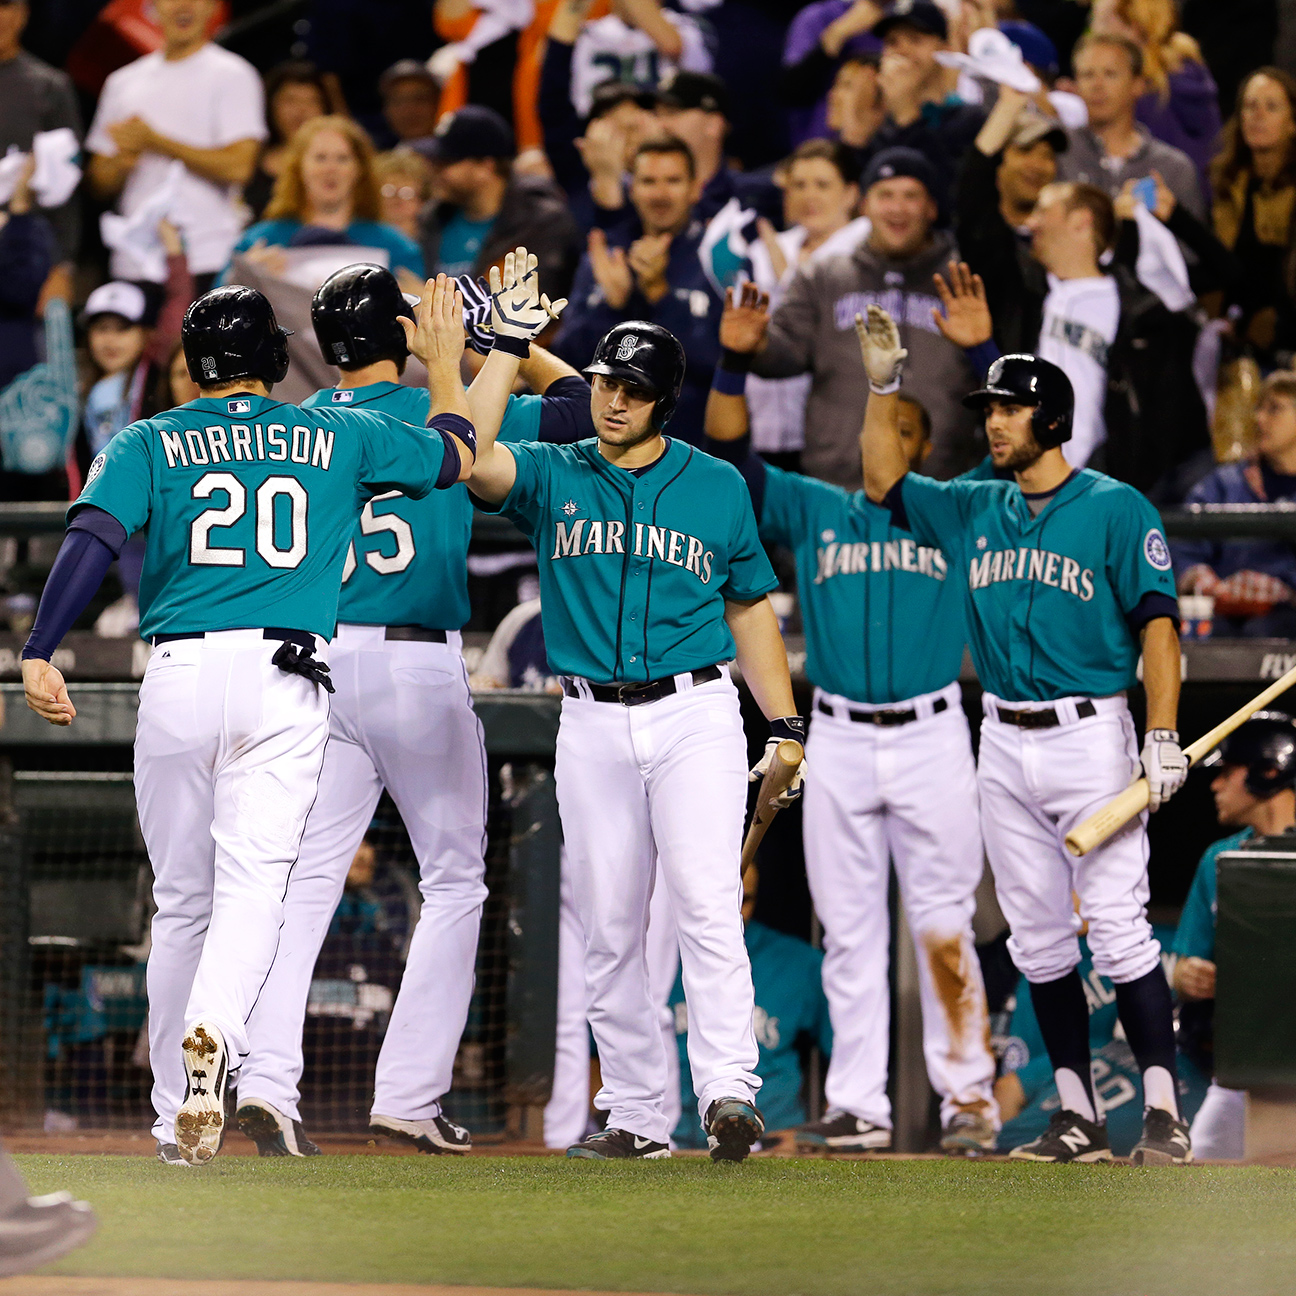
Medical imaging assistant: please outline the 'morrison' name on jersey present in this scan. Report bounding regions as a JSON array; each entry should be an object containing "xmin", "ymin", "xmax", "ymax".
[
  {"xmin": 158, "ymin": 422, "xmax": 337, "ymax": 471},
  {"xmin": 551, "ymin": 518, "xmax": 715, "ymax": 583},
  {"xmin": 814, "ymin": 537, "xmax": 947, "ymax": 585},
  {"xmin": 969, "ymin": 546, "xmax": 1095, "ymax": 601}
]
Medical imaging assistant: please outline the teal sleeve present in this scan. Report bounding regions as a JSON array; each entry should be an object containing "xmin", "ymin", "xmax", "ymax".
[
  {"xmin": 1109, "ymin": 491, "xmax": 1177, "ymax": 615},
  {"xmin": 899, "ymin": 473, "xmax": 972, "ymax": 550},
  {"xmin": 67, "ymin": 423, "xmax": 152, "ymax": 534},
  {"xmin": 497, "ymin": 441, "xmax": 549, "ymax": 533},
  {"xmin": 758, "ymin": 463, "xmax": 807, "ymax": 549},
  {"xmin": 498, "ymin": 393, "xmax": 543, "ymax": 445},
  {"xmin": 1172, "ymin": 849, "xmax": 1218, "ymax": 960},
  {"xmin": 720, "ymin": 477, "xmax": 779, "ymax": 601},
  {"xmin": 350, "ymin": 410, "xmax": 444, "ymax": 500}
]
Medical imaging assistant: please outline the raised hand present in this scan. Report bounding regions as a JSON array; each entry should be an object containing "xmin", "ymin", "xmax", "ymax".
[
  {"xmin": 456, "ymin": 273, "xmax": 495, "ymax": 355},
  {"xmin": 402, "ymin": 273, "xmax": 466, "ymax": 371},
  {"xmin": 588, "ymin": 228, "xmax": 633, "ymax": 310},
  {"xmin": 627, "ymin": 232, "xmax": 671, "ymax": 303},
  {"xmin": 932, "ymin": 260, "xmax": 993, "ymax": 348},
  {"xmin": 489, "ymin": 245, "xmax": 567, "ymax": 341},
  {"xmin": 719, "ymin": 281, "xmax": 771, "ymax": 354},
  {"xmin": 854, "ymin": 303, "xmax": 907, "ymax": 392}
]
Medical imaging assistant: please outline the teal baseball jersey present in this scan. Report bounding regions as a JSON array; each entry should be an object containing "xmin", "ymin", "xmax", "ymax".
[
  {"xmin": 1172, "ymin": 828, "xmax": 1252, "ymax": 961},
  {"xmin": 70, "ymin": 393, "xmax": 448, "ymax": 641},
  {"xmin": 896, "ymin": 469, "xmax": 1177, "ymax": 701},
  {"xmin": 492, "ymin": 438, "xmax": 778, "ymax": 683},
  {"xmin": 760, "ymin": 465, "xmax": 964, "ymax": 704},
  {"xmin": 304, "ymin": 382, "xmax": 542, "ymax": 629}
]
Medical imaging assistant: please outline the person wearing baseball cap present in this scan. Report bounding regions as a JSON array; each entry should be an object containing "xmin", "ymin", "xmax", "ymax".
[
  {"xmin": 859, "ymin": 0, "xmax": 985, "ymax": 210},
  {"xmin": 748, "ymin": 143, "xmax": 981, "ymax": 485},
  {"xmin": 414, "ymin": 105, "xmax": 580, "ymax": 301}
]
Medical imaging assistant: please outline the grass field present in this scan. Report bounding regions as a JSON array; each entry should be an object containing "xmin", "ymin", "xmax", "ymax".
[{"xmin": 14, "ymin": 1154, "xmax": 1296, "ymax": 1296}]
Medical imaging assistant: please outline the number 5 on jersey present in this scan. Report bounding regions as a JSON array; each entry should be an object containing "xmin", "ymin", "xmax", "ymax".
[
  {"xmin": 189, "ymin": 472, "xmax": 308, "ymax": 570},
  {"xmin": 341, "ymin": 491, "xmax": 417, "ymax": 583}
]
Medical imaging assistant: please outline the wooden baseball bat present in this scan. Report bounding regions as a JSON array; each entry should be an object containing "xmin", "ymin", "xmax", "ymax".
[
  {"xmin": 741, "ymin": 739, "xmax": 804, "ymax": 879},
  {"xmin": 1065, "ymin": 661, "xmax": 1296, "ymax": 857}
]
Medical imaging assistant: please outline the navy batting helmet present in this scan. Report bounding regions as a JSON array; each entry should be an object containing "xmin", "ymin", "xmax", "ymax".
[
  {"xmin": 182, "ymin": 286, "xmax": 292, "ymax": 388},
  {"xmin": 585, "ymin": 321, "xmax": 686, "ymax": 429},
  {"xmin": 963, "ymin": 354, "xmax": 1074, "ymax": 448},
  {"xmin": 312, "ymin": 264, "xmax": 415, "ymax": 370},
  {"xmin": 1201, "ymin": 712, "xmax": 1296, "ymax": 799}
]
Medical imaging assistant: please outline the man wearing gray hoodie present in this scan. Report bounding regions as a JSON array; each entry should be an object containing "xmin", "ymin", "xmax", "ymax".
[{"xmin": 748, "ymin": 147, "xmax": 980, "ymax": 485}]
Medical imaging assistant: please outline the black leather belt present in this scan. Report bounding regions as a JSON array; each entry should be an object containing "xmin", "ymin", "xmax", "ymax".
[
  {"xmin": 152, "ymin": 627, "xmax": 316, "ymax": 650},
  {"xmin": 996, "ymin": 699, "xmax": 1096, "ymax": 729},
  {"xmin": 384, "ymin": 626, "xmax": 448, "ymax": 642},
  {"xmin": 817, "ymin": 697, "xmax": 948, "ymax": 726},
  {"xmin": 562, "ymin": 664, "xmax": 722, "ymax": 706}
]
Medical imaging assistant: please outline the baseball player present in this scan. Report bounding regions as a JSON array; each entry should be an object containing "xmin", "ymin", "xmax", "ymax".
[
  {"xmin": 859, "ymin": 306, "xmax": 1193, "ymax": 1165},
  {"xmin": 1173, "ymin": 712, "xmax": 1296, "ymax": 1160},
  {"xmin": 234, "ymin": 255, "xmax": 580, "ymax": 1157},
  {"xmin": 21, "ymin": 278, "xmax": 476, "ymax": 1166},
  {"xmin": 704, "ymin": 283, "xmax": 1000, "ymax": 1155},
  {"xmin": 466, "ymin": 319, "xmax": 806, "ymax": 1161}
]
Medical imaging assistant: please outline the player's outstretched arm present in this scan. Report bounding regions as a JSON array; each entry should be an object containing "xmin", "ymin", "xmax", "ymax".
[
  {"xmin": 403, "ymin": 274, "xmax": 475, "ymax": 480},
  {"xmin": 518, "ymin": 342, "xmax": 582, "ymax": 394},
  {"xmin": 856, "ymin": 305, "xmax": 909, "ymax": 502},
  {"xmin": 1140, "ymin": 616, "xmax": 1187, "ymax": 811},
  {"xmin": 706, "ymin": 282, "xmax": 769, "ymax": 443}
]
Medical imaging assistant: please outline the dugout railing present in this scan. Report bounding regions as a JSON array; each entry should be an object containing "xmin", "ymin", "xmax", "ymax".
[{"xmin": 0, "ymin": 502, "xmax": 1294, "ymax": 1151}]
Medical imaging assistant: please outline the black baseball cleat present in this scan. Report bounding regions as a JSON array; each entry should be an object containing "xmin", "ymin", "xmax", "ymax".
[
  {"xmin": 237, "ymin": 1097, "xmax": 322, "ymax": 1157},
  {"xmin": 566, "ymin": 1128, "xmax": 670, "ymax": 1159},
  {"xmin": 705, "ymin": 1097, "xmax": 765, "ymax": 1162},
  {"xmin": 369, "ymin": 1112, "xmax": 472, "ymax": 1155},
  {"xmin": 155, "ymin": 1141, "xmax": 193, "ymax": 1167},
  {"xmin": 1130, "ymin": 1107, "xmax": 1193, "ymax": 1166},
  {"xmin": 0, "ymin": 1193, "xmax": 97, "ymax": 1278},
  {"xmin": 1008, "ymin": 1110, "xmax": 1112, "ymax": 1163},
  {"xmin": 795, "ymin": 1108, "xmax": 892, "ymax": 1153}
]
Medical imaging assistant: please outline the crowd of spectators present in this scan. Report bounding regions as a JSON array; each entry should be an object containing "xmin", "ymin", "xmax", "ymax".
[{"xmin": 0, "ymin": 0, "xmax": 1293, "ymax": 645}]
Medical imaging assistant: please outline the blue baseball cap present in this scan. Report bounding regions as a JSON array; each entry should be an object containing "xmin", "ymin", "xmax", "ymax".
[
  {"xmin": 860, "ymin": 146, "xmax": 939, "ymax": 200},
  {"xmin": 999, "ymin": 20, "xmax": 1059, "ymax": 78},
  {"xmin": 412, "ymin": 105, "xmax": 515, "ymax": 162},
  {"xmin": 873, "ymin": 0, "xmax": 948, "ymax": 41}
]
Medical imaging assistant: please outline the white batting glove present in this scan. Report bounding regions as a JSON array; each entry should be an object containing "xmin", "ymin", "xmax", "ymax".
[
  {"xmin": 749, "ymin": 717, "xmax": 808, "ymax": 807},
  {"xmin": 489, "ymin": 246, "xmax": 567, "ymax": 344},
  {"xmin": 1142, "ymin": 729, "xmax": 1187, "ymax": 811},
  {"xmin": 854, "ymin": 304, "xmax": 908, "ymax": 394}
]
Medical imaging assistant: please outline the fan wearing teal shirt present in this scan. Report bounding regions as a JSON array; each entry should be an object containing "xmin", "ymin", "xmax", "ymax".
[
  {"xmin": 703, "ymin": 282, "xmax": 999, "ymax": 1157},
  {"xmin": 860, "ymin": 306, "xmax": 1191, "ymax": 1166},
  {"xmin": 234, "ymin": 259, "xmax": 591, "ymax": 1161}
]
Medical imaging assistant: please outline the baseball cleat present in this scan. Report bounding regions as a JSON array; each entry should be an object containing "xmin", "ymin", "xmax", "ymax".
[
  {"xmin": 1130, "ymin": 1107, "xmax": 1193, "ymax": 1166},
  {"xmin": 174, "ymin": 1021, "xmax": 229, "ymax": 1165},
  {"xmin": 566, "ymin": 1127, "xmax": 670, "ymax": 1159},
  {"xmin": 795, "ymin": 1108, "xmax": 892, "ymax": 1153},
  {"xmin": 369, "ymin": 1112, "xmax": 472, "ymax": 1155},
  {"xmin": 237, "ymin": 1097, "xmax": 322, "ymax": 1157},
  {"xmin": 155, "ymin": 1141, "xmax": 193, "ymax": 1167},
  {"xmin": 1008, "ymin": 1110, "xmax": 1112, "ymax": 1163},
  {"xmin": 0, "ymin": 1193, "xmax": 97, "ymax": 1278},
  {"xmin": 705, "ymin": 1097, "xmax": 765, "ymax": 1163},
  {"xmin": 940, "ymin": 1110, "xmax": 997, "ymax": 1156}
]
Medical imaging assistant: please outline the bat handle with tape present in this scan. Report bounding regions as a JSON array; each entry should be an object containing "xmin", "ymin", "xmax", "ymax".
[
  {"xmin": 1064, "ymin": 661, "xmax": 1296, "ymax": 857},
  {"xmin": 741, "ymin": 738, "xmax": 804, "ymax": 879}
]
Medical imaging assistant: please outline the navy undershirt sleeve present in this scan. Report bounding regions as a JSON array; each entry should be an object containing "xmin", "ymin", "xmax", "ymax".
[
  {"xmin": 1127, "ymin": 591, "xmax": 1181, "ymax": 636},
  {"xmin": 882, "ymin": 477, "xmax": 910, "ymax": 529},
  {"xmin": 538, "ymin": 376, "xmax": 595, "ymax": 444},
  {"xmin": 966, "ymin": 339, "xmax": 1002, "ymax": 380},
  {"xmin": 703, "ymin": 433, "xmax": 767, "ymax": 521},
  {"xmin": 23, "ymin": 508, "xmax": 127, "ymax": 660},
  {"xmin": 434, "ymin": 432, "xmax": 462, "ymax": 489}
]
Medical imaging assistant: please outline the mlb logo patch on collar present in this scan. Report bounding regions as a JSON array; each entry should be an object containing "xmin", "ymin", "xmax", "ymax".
[
  {"xmin": 332, "ymin": 389, "xmax": 355, "ymax": 403},
  {"xmin": 227, "ymin": 398, "xmax": 252, "ymax": 415}
]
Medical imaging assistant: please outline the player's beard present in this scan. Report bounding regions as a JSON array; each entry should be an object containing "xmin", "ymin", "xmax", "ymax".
[
  {"xmin": 597, "ymin": 416, "xmax": 658, "ymax": 449},
  {"xmin": 994, "ymin": 432, "xmax": 1046, "ymax": 474}
]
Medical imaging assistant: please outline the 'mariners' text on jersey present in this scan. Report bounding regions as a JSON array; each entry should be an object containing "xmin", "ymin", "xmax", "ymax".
[{"xmin": 552, "ymin": 518, "xmax": 715, "ymax": 582}]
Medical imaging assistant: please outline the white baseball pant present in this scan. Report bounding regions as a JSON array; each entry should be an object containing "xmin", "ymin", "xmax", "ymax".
[
  {"xmin": 237, "ymin": 625, "xmax": 488, "ymax": 1124},
  {"xmin": 543, "ymin": 857, "xmax": 681, "ymax": 1148},
  {"xmin": 977, "ymin": 693, "xmax": 1162, "ymax": 986},
  {"xmin": 134, "ymin": 629, "xmax": 331, "ymax": 1145},
  {"xmin": 554, "ymin": 667, "xmax": 759, "ymax": 1145},
  {"xmin": 802, "ymin": 682, "xmax": 997, "ymax": 1129},
  {"xmin": 1190, "ymin": 1082, "xmax": 1245, "ymax": 1160}
]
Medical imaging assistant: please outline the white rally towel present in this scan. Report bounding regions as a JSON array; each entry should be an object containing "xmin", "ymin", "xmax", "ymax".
[
  {"xmin": 0, "ymin": 128, "xmax": 83, "ymax": 208},
  {"xmin": 936, "ymin": 27, "xmax": 1041, "ymax": 94},
  {"xmin": 1132, "ymin": 201, "xmax": 1193, "ymax": 312},
  {"xmin": 99, "ymin": 160, "xmax": 186, "ymax": 283}
]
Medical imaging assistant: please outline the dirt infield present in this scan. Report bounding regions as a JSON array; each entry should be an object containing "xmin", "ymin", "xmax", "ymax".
[{"xmin": 0, "ymin": 1281, "xmax": 687, "ymax": 1296}]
